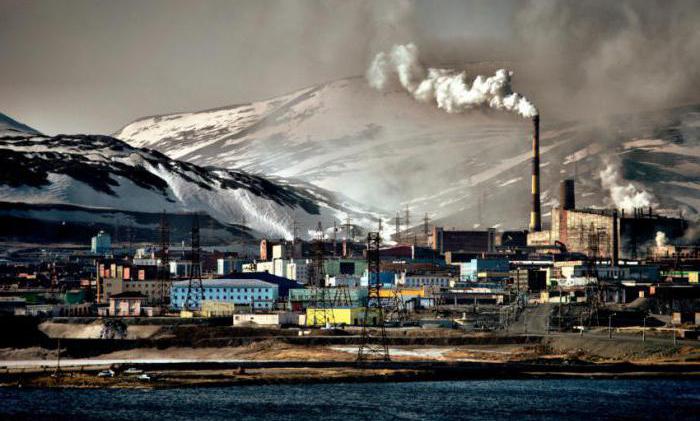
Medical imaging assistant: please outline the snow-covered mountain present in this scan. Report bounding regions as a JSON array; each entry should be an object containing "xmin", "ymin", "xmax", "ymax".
[
  {"xmin": 0, "ymin": 112, "xmax": 41, "ymax": 137},
  {"xmin": 0, "ymin": 119, "xmax": 378, "ymax": 244},
  {"xmin": 115, "ymin": 76, "xmax": 700, "ymax": 231}
]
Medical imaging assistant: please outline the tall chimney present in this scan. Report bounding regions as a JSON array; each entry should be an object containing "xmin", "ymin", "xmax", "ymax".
[
  {"xmin": 529, "ymin": 115, "xmax": 542, "ymax": 232},
  {"xmin": 560, "ymin": 179, "xmax": 575, "ymax": 210}
]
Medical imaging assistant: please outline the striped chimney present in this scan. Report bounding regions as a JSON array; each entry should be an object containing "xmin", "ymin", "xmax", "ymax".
[{"xmin": 529, "ymin": 115, "xmax": 542, "ymax": 232}]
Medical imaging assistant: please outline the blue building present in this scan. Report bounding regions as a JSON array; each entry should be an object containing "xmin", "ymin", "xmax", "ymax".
[
  {"xmin": 361, "ymin": 270, "xmax": 396, "ymax": 287},
  {"xmin": 459, "ymin": 258, "xmax": 510, "ymax": 282},
  {"xmin": 170, "ymin": 278, "xmax": 278, "ymax": 310},
  {"xmin": 214, "ymin": 272, "xmax": 302, "ymax": 298}
]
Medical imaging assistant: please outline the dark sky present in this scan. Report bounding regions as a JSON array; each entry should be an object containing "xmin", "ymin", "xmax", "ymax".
[
  {"xmin": 0, "ymin": 0, "xmax": 514, "ymax": 135},
  {"xmin": 2, "ymin": 0, "xmax": 698, "ymax": 135}
]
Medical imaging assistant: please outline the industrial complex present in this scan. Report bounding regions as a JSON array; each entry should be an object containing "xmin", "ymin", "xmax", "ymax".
[{"xmin": 2, "ymin": 114, "xmax": 700, "ymax": 387}]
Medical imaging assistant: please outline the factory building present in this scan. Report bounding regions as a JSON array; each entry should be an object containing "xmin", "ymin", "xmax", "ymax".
[
  {"xmin": 97, "ymin": 261, "xmax": 162, "ymax": 304},
  {"xmin": 325, "ymin": 258, "xmax": 367, "ymax": 277},
  {"xmin": 91, "ymin": 230, "xmax": 111, "ymax": 255},
  {"xmin": 217, "ymin": 257, "xmax": 245, "ymax": 275},
  {"xmin": 528, "ymin": 179, "xmax": 687, "ymax": 260},
  {"xmin": 431, "ymin": 227, "xmax": 496, "ymax": 255},
  {"xmin": 169, "ymin": 260, "xmax": 198, "ymax": 278},
  {"xmin": 305, "ymin": 307, "xmax": 380, "ymax": 327},
  {"xmin": 288, "ymin": 287, "xmax": 368, "ymax": 311},
  {"xmin": 233, "ymin": 312, "xmax": 302, "ymax": 327},
  {"xmin": 170, "ymin": 279, "xmax": 278, "ymax": 311},
  {"xmin": 396, "ymin": 272, "xmax": 455, "ymax": 288},
  {"xmin": 107, "ymin": 291, "xmax": 146, "ymax": 316},
  {"xmin": 458, "ymin": 258, "xmax": 510, "ymax": 282}
]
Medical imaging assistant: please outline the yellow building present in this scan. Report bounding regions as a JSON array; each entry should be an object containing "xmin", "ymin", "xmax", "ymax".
[
  {"xmin": 305, "ymin": 307, "xmax": 381, "ymax": 326},
  {"xmin": 378, "ymin": 287, "xmax": 427, "ymax": 299}
]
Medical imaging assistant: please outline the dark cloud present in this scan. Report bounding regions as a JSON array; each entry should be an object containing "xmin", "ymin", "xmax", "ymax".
[{"xmin": 1, "ymin": 0, "xmax": 698, "ymax": 134}]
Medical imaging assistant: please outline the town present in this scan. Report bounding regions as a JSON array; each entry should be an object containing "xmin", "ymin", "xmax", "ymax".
[{"xmin": 2, "ymin": 171, "xmax": 700, "ymax": 387}]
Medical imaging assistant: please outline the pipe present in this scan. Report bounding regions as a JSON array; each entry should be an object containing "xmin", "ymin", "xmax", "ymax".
[{"xmin": 529, "ymin": 115, "xmax": 542, "ymax": 232}]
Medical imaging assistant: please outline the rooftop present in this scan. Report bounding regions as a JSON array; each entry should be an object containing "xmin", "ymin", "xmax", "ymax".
[
  {"xmin": 171, "ymin": 278, "xmax": 276, "ymax": 289},
  {"xmin": 110, "ymin": 291, "xmax": 147, "ymax": 299}
]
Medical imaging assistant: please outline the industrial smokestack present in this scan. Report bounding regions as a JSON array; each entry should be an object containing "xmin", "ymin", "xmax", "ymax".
[
  {"xmin": 530, "ymin": 115, "xmax": 542, "ymax": 232},
  {"xmin": 560, "ymin": 179, "xmax": 575, "ymax": 210}
]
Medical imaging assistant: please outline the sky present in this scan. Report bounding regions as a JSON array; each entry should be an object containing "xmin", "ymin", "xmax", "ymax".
[
  {"xmin": 1, "ymin": 0, "xmax": 699, "ymax": 135},
  {"xmin": 0, "ymin": 0, "xmax": 514, "ymax": 135}
]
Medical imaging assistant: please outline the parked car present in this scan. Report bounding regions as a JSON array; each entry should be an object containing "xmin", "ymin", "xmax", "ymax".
[
  {"xmin": 97, "ymin": 369, "xmax": 115, "ymax": 378},
  {"xmin": 137, "ymin": 373, "xmax": 152, "ymax": 381},
  {"xmin": 124, "ymin": 367, "xmax": 143, "ymax": 375}
]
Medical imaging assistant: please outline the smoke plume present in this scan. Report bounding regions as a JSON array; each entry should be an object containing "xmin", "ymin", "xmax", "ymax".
[
  {"xmin": 655, "ymin": 231, "xmax": 668, "ymax": 248},
  {"xmin": 599, "ymin": 161, "xmax": 656, "ymax": 210},
  {"xmin": 367, "ymin": 43, "xmax": 538, "ymax": 118}
]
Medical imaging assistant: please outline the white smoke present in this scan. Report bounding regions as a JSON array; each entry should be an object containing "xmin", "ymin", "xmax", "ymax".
[
  {"xmin": 599, "ymin": 162, "xmax": 656, "ymax": 210},
  {"xmin": 655, "ymin": 231, "xmax": 668, "ymax": 248},
  {"xmin": 366, "ymin": 43, "xmax": 538, "ymax": 118}
]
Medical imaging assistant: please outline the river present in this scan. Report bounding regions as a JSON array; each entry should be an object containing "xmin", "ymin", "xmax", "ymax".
[{"xmin": 1, "ymin": 379, "xmax": 699, "ymax": 420}]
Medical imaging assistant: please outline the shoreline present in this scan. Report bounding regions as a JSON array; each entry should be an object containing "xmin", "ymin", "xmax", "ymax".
[{"xmin": 2, "ymin": 359, "xmax": 699, "ymax": 389}]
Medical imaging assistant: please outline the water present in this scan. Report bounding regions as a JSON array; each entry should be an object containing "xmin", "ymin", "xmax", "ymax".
[{"xmin": 1, "ymin": 379, "xmax": 699, "ymax": 420}]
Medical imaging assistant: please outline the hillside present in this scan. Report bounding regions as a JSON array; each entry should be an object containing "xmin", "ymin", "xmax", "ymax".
[
  {"xmin": 0, "ymin": 125, "xmax": 377, "ymax": 244},
  {"xmin": 115, "ymin": 76, "xmax": 700, "ymax": 231}
]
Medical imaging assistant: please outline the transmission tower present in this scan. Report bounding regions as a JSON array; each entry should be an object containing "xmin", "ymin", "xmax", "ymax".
[
  {"xmin": 394, "ymin": 212, "xmax": 401, "ymax": 243},
  {"xmin": 357, "ymin": 232, "xmax": 390, "ymax": 362},
  {"xmin": 157, "ymin": 211, "xmax": 170, "ymax": 309},
  {"xmin": 308, "ymin": 222, "xmax": 335, "ymax": 327},
  {"xmin": 184, "ymin": 213, "xmax": 205, "ymax": 311}
]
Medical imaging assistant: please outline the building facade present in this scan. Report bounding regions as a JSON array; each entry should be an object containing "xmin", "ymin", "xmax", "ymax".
[
  {"xmin": 170, "ymin": 279, "xmax": 278, "ymax": 310},
  {"xmin": 91, "ymin": 231, "xmax": 111, "ymax": 255}
]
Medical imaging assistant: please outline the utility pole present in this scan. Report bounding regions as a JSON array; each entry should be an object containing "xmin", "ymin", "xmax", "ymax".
[
  {"xmin": 332, "ymin": 220, "xmax": 337, "ymax": 257},
  {"xmin": 558, "ymin": 285, "xmax": 563, "ymax": 331},
  {"xmin": 158, "ymin": 211, "xmax": 170, "ymax": 312},
  {"xmin": 52, "ymin": 338, "xmax": 62, "ymax": 379},
  {"xmin": 672, "ymin": 321, "xmax": 677, "ymax": 346},
  {"xmin": 642, "ymin": 315, "xmax": 646, "ymax": 342},
  {"xmin": 343, "ymin": 217, "xmax": 352, "ymax": 241},
  {"xmin": 608, "ymin": 313, "xmax": 614, "ymax": 340}
]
